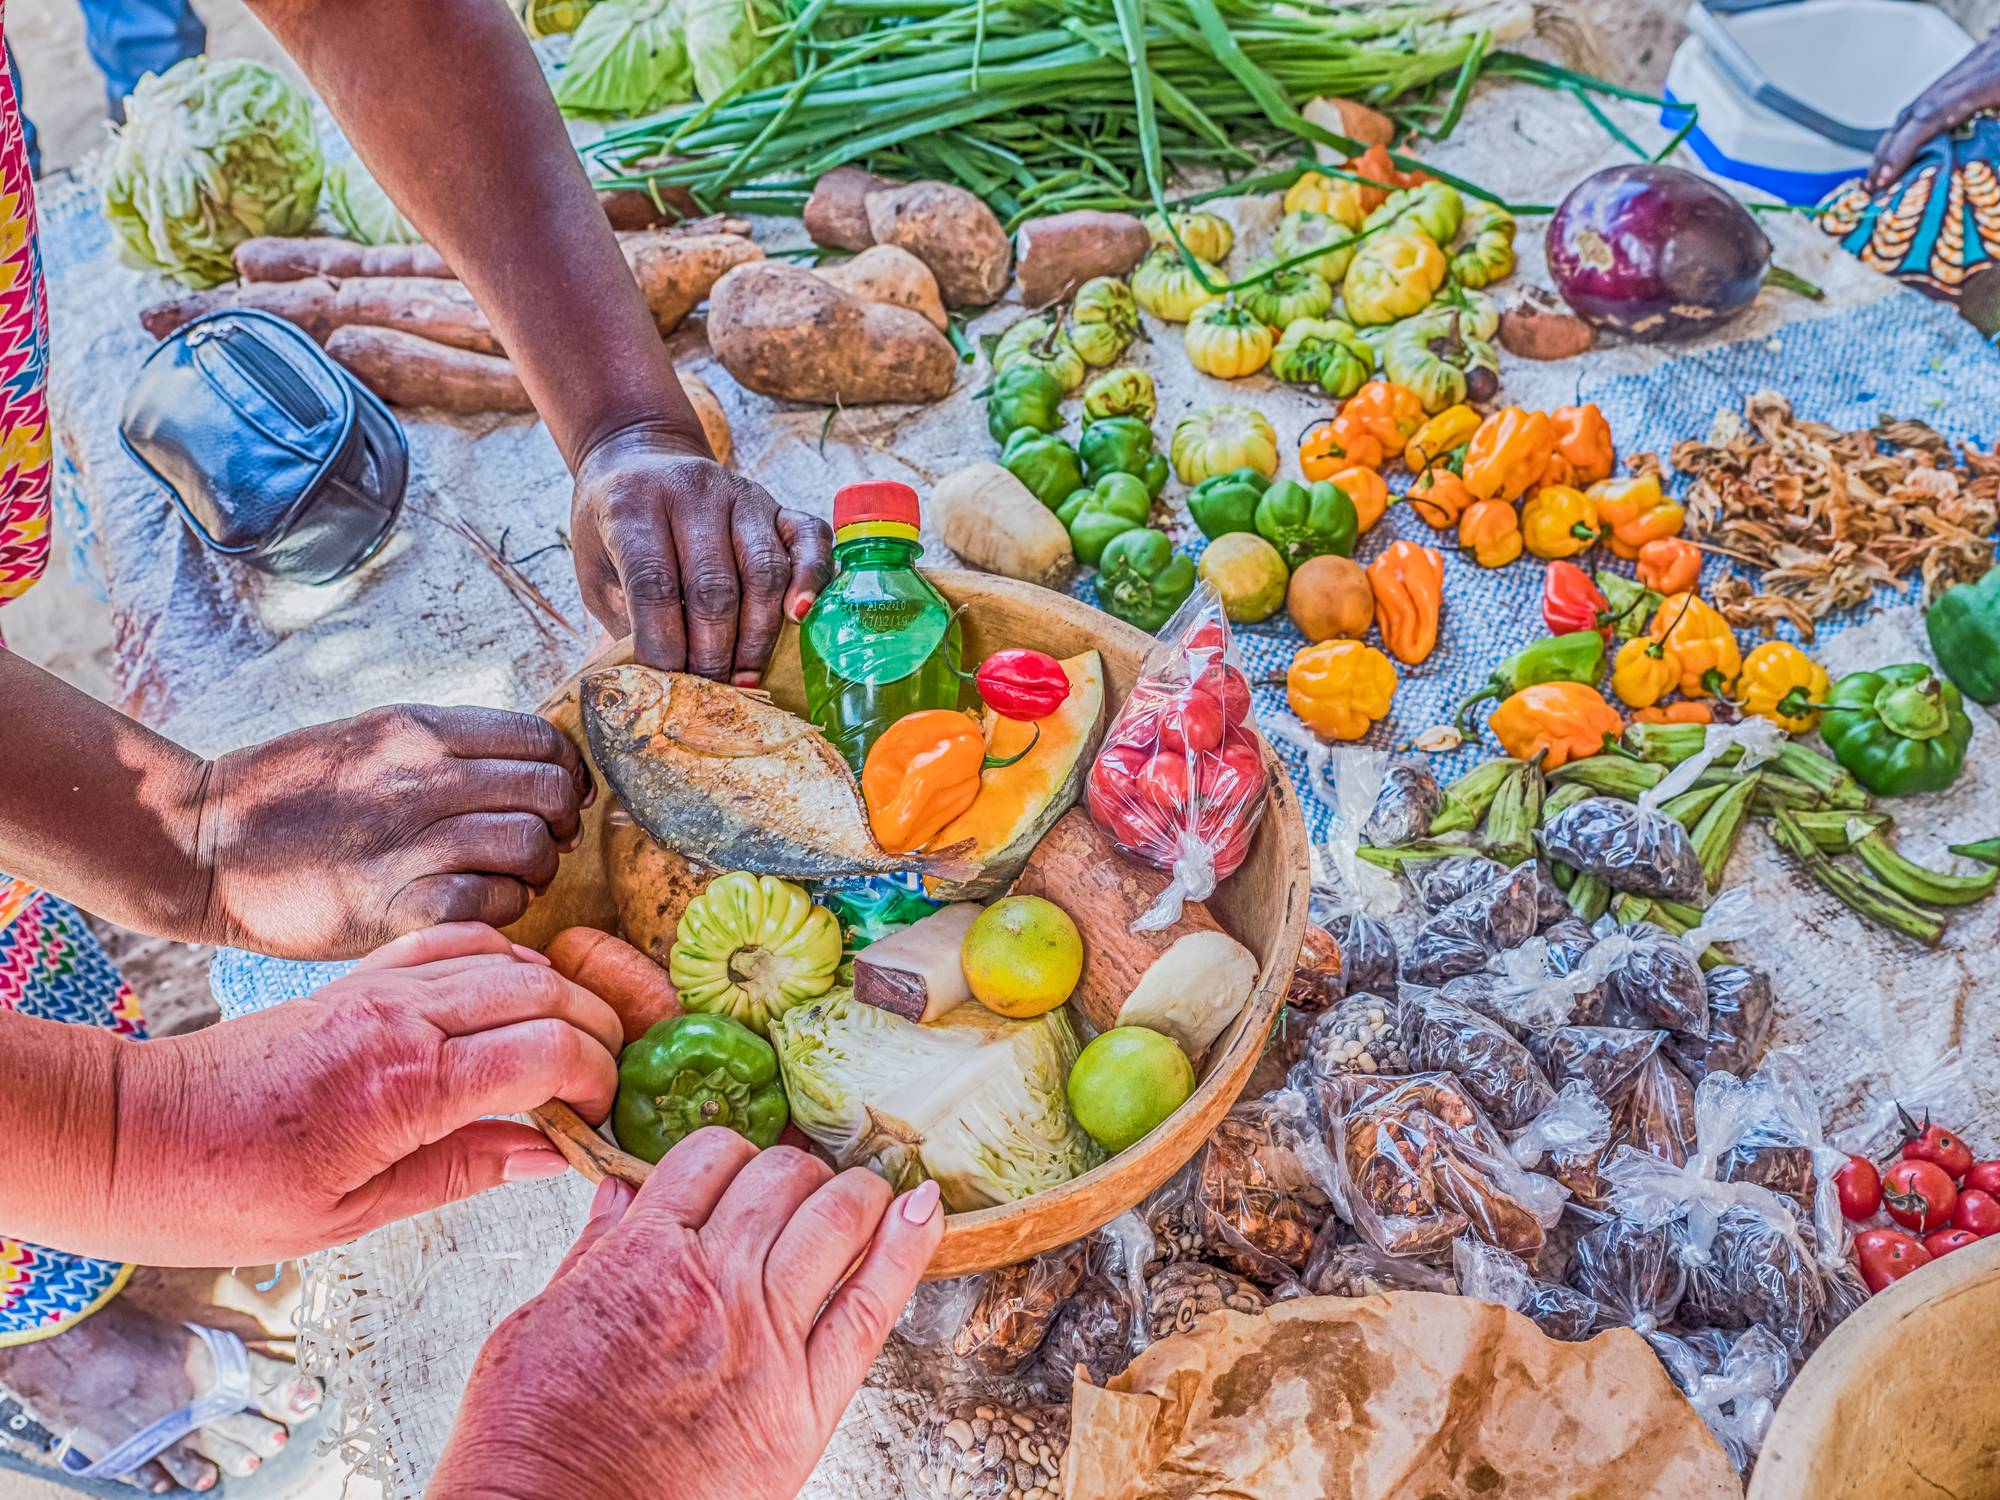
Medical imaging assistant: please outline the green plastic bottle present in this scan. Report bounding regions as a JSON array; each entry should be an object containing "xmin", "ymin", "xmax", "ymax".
[{"xmin": 801, "ymin": 481, "xmax": 966, "ymax": 774}]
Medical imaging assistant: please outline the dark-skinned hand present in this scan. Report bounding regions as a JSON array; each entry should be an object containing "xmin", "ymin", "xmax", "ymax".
[
  {"xmin": 1871, "ymin": 32, "xmax": 2000, "ymax": 190},
  {"xmin": 570, "ymin": 423, "xmax": 833, "ymax": 683}
]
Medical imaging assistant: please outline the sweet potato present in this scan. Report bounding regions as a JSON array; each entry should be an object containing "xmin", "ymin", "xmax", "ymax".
[
  {"xmin": 676, "ymin": 369, "xmax": 733, "ymax": 465},
  {"xmin": 326, "ymin": 325, "xmax": 532, "ymax": 412},
  {"xmin": 546, "ymin": 924, "xmax": 681, "ymax": 1047},
  {"xmin": 813, "ymin": 245, "xmax": 947, "ymax": 332},
  {"xmin": 863, "ymin": 180, "xmax": 1012, "ymax": 308},
  {"xmin": 234, "ymin": 236, "xmax": 452, "ymax": 282},
  {"xmin": 1012, "ymin": 210, "xmax": 1151, "ymax": 306},
  {"xmin": 1500, "ymin": 302, "xmax": 1597, "ymax": 361},
  {"xmin": 707, "ymin": 260, "xmax": 956, "ymax": 405},
  {"xmin": 804, "ymin": 165, "xmax": 902, "ymax": 250},
  {"xmin": 1303, "ymin": 94, "xmax": 1396, "ymax": 156},
  {"xmin": 623, "ymin": 231, "xmax": 763, "ymax": 336},
  {"xmin": 142, "ymin": 276, "xmax": 501, "ymax": 354},
  {"xmin": 932, "ymin": 461, "xmax": 1073, "ymax": 587},
  {"xmin": 598, "ymin": 183, "xmax": 701, "ymax": 230}
]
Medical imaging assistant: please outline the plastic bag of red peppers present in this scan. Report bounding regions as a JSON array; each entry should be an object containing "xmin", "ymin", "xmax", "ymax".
[{"xmin": 1086, "ymin": 585, "xmax": 1269, "ymax": 931}]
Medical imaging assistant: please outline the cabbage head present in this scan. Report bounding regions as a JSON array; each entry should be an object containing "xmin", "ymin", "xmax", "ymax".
[
  {"xmin": 322, "ymin": 159, "xmax": 419, "ymax": 246},
  {"xmin": 770, "ymin": 992, "xmax": 1100, "ymax": 1212},
  {"xmin": 104, "ymin": 57, "xmax": 323, "ymax": 288},
  {"xmin": 553, "ymin": 0, "xmax": 694, "ymax": 119},
  {"xmin": 683, "ymin": 0, "xmax": 794, "ymax": 104}
]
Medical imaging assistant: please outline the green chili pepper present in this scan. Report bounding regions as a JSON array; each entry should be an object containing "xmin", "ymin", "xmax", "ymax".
[
  {"xmin": 1000, "ymin": 428, "xmax": 1084, "ymax": 510},
  {"xmin": 985, "ymin": 364, "xmax": 1065, "ymax": 445},
  {"xmin": 1096, "ymin": 528, "xmax": 1195, "ymax": 633},
  {"xmin": 1454, "ymin": 631, "xmax": 1606, "ymax": 734},
  {"xmin": 1595, "ymin": 569, "xmax": 1662, "ymax": 642},
  {"xmin": 1186, "ymin": 466, "xmax": 1271, "ymax": 541},
  {"xmin": 1924, "ymin": 564, "xmax": 2000, "ymax": 704},
  {"xmin": 1252, "ymin": 478, "xmax": 1357, "ymax": 569},
  {"xmin": 1057, "ymin": 472, "xmax": 1153, "ymax": 566},
  {"xmin": 1818, "ymin": 663, "xmax": 1973, "ymax": 797},
  {"xmin": 613, "ymin": 1013, "xmax": 790, "ymax": 1162}
]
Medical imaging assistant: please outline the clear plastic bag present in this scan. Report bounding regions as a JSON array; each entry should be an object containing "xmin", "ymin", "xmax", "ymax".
[
  {"xmin": 1304, "ymin": 1227, "xmax": 1456, "ymax": 1297},
  {"xmin": 1292, "ymin": 993, "xmax": 1411, "ymax": 1094},
  {"xmin": 1674, "ymin": 1201, "xmax": 1826, "ymax": 1351},
  {"xmin": 1363, "ymin": 760, "xmax": 1442, "ymax": 848},
  {"xmin": 948, "ymin": 1241, "xmax": 1091, "ymax": 1374},
  {"xmin": 1600, "ymin": 920, "xmax": 1711, "ymax": 1038},
  {"xmin": 1400, "ymin": 863, "xmax": 1544, "ymax": 986},
  {"xmin": 1037, "ymin": 1274, "xmax": 1140, "ymax": 1387},
  {"xmin": 1538, "ymin": 796, "xmax": 1706, "ymax": 902},
  {"xmin": 1668, "ymin": 964, "xmax": 1775, "ymax": 1081},
  {"xmin": 1142, "ymin": 1259, "xmax": 1271, "ymax": 1342},
  {"xmin": 1451, "ymin": 1233, "xmax": 1600, "ymax": 1341},
  {"xmin": 1564, "ymin": 1205, "xmax": 1686, "ymax": 1334},
  {"xmin": 1410, "ymin": 854, "xmax": 1507, "ymax": 913},
  {"xmin": 1185, "ymin": 1091, "xmax": 1339, "ymax": 1286},
  {"xmin": 1508, "ymin": 1080, "xmax": 1613, "ymax": 1189},
  {"xmin": 898, "ymin": 1275, "xmax": 988, "ymax": 1347},
  {"xmin": 1401, "ymin": 989, "xmax": 1557, "ymax": 1130},
  {"xmin": 1325, "ymin": 1071, "xmax": 1568, "ymax": 1259},
  {"xmin": 1647, "ymin": 1324, "xmax": 1790, "ymax": 1474},
  {"xmin": 906, "ymin": 1392, "xmax": 1069, "ymax": 1500},
  {"xmin": 1320, "ymin": 912, "xmax": 1399, "ymax": 999},
  {"xmin": 1085, "ymin": 586, "xmax": 1269, "ymax": 930}
]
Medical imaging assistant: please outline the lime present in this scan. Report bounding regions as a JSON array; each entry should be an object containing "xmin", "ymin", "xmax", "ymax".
[
  {"xmin": 1067, "ymin": 1026, "xmax": 1195, "ymax": 1153},
  {"xmin": 961, "ymin": 895, "xmax": 1083, "ymax": 1018},
  {"xmin": 1197, "ymin": 532, "xmax": 1288, "ymax": 623}
]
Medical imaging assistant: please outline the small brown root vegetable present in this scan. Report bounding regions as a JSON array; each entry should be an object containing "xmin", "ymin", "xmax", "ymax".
[
  {"xmin": 326, "ymin": 325, "xmax": 531, "ymax": 412},
  {"xmin": 142, "ymin": 275, "xmax": 501, "ymax": 354},
  {"xmin": 804, "ymin": 165, "xmax": 902, "ymax": 250},
  {"xmin": 931, "ymin": 461, "xmax": 1073, "ymax": 587},
  {"xmin": 1013, "ymin": 809, "xmax": 1258, "ymax": 1062},
  {"xmin": 622, "ymin": 230, "xmax": 763, "ymax": 335},
  {"xmin": 706, "ymin": 260, "xmax": 955, "ymax": 405},
  {"xmin": 864, "ymin": 180, "xmax": 1012, "ymax": 307},
  {"xmin": 675, "ymin": 368, "xmax": 733, "ymax": 465},
  {"xmin": 597, "ymin": 183, "xmax": 700, "ymax": 230},
  {"xmin": 234, "ymin": 236, "xmax": 453, "ymax": 282},
  {"xmin": 1012, "ymin": 210, "xmax": 1151, "ymax": 306},
  {"xmin": 813, "ymin": 244, "xmax": 947, "ymax": 332},
  {"xmin": 1500, "ymin": 290, "xmax": 1597, "ymax": 361},
  {"xmin": 605, "ymin": 811, "xmax": 716, "ymax": 972},
  {"xmin": 546, "ymin": 923, "xmax": 682, "ymax": 1046}
]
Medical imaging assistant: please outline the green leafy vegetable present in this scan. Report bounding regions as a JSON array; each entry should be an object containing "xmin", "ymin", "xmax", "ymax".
[
  {"xmin": 554, "ymin": 0, "xmax": 694, "ymax": 119},
  {"xmin": 682, "ymin": 0, "xmax": 795, "ymax": 105},
  {"xmin": 321, "ymin": 159, "xmax": 419, "ymax": 246}
]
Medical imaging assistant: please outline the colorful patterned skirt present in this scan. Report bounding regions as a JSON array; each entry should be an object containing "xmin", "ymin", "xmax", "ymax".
[{"xmin": 0, "ymin": 879, "xmax": 141, "ymax": 1348}]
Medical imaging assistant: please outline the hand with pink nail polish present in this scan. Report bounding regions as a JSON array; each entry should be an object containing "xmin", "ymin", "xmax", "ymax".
[
  {"xmin": 0, "ymin": 924, "xmax": 617, "ymax": 1270},
  {"xmin": 432, "ymin": 1131, "xmax": 944, "ymax": 1500}
]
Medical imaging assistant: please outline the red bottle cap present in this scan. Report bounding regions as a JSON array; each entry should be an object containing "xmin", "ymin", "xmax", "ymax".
[{"xmin": 833, "ymin": 481, "xmax": 920, "ymax": 532}]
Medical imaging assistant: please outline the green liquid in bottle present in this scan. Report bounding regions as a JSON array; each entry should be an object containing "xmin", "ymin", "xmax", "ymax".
[{"xmin": 801, "ymin": 529, "xmax": 966, "ymax": 775}]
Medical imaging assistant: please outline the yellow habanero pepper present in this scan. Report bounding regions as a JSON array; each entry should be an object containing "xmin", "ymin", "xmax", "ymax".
[
  {"xmin": 1635, "ymin": 536, "xmax": 1701, "ymax": 596},
  {"xmin": 1287, "ymin": 639, "xmax": 1398, "ymax": 741},
  {"xmin": 1367, "ymin": 539, "xmax": 1444, "ymax": 664},
  {"xmin": 1648, "ymin": 591, "xmax": 1743, "ymax": 698},
  {"xmin": 1520, "ymin": 484, "xmax": 1601, "ymax": 560},
  {"xmin": 1737, "ymin": 640, "xmax": 1830, "ymax": 733},
  {"xmin": 1611, "ymin": 635, "xmax": 1682, "ymax": 709},
  {"xmin": 861, "ymin": 709, "xmax": 994, "ymax": 854},
  {"xmin": 1489, "ymin": 682, "xmax": 1624, "ymax": 769},
  {"xmin": 1463, "ymin": 407, "xmax": 1554, "ymax": 502},
  {"xmin": 1458, "ymin": 499, "xmax": 1523, "ymax": 568},
  {"xmin": 1550, "ymin": 404, "xmax": 1615, "ymax": 487},
  {"xmin": 1406, "ymin": 462, "xmax": 1475, "ymax": 530},
  {"xmin": 1634, "ymin": 702, "xmax": 1714, "ymax": 725},
  {"xmin": 1335, "ymin": 465, "xmax": 1389, "ymax": 533},
  {"xmin": 1589, "ymin": 474, "xmax": 1684, "ymax": 561},
  {"xmin": 1404, "ymin": 404, "xmax": 1480, "ymax": 473}
]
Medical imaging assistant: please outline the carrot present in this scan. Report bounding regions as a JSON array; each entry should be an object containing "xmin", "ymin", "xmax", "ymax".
[
  {"xmin": 142, "ymin": 276, "xmax": 502, "ymax": 355},
  {"xmin": 234, "ymin": 237, "xmax": 452, "ymax": 282},
  {"xmin": 326, "ymin": 325, "xmax": 532, "ymax": 413},
  {"xmin": 546, "ymin": 927, "xmax": 681, "ymax": 1047}
]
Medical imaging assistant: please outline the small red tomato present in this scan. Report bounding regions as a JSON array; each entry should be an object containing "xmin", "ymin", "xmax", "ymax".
[
  {"xmin": 1899, "ymin": 1107, "xmax": 1975, "ymax": 1181},
  {"xmin": 1853, "ymin": 1227, "xmax": 1933, "ymax": 1293},
  {"xmin": 1183, "ymin": 620, "xmax": 1228, "ymax": 663},
  {"xmin": 1192, "ymin": 663, "xmax": 1252, "ymax": 726},
  {"xmin": 1158, "ymin": 689, "xmax": 1226, "ymax": 754},
  {"xmin": 1088, "ymin": 742, "xmax": 1167, "ymax": 849},
  {"xmin": 1925, "ymin": 1228, "xmax": 1983, "ymax": 1259},
  {"xmin": 1136, "ymin": 749, "xmax": 1193, "ymax": 815},
  {"xmin": 1883, "ymin": 1157, "xmax": 1958, "ymax": 1233},
  {"xmin": 1836, "ymin": 1155, "xmax": 1882, "ymax": 1221},
  {"xmin": 1964, "ymin": 1161, "xmax": 2000, "ymax": 1197},
  {"xmin": 1952, "ymin": 1187, "xmax": 2000, "ymax": 1237}
]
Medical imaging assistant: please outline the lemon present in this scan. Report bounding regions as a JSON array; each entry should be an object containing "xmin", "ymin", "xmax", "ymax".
[
  {"xmin": 961, "ymin": 895, "xmax": 1083, "ymax": 1017},
  {"xmin": 1067, "ymin": 1027, "xmax": 1194, "ymax": 1153}
]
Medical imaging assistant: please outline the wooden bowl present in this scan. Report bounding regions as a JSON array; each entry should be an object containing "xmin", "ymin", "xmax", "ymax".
[
  {"xmin": 1749, "ymin": 1232, "xmax": 2000, "ymax": 1499},
  {"xmin": 509, "ymin": 571, "xmax": 1312, "ymax": 1278}
]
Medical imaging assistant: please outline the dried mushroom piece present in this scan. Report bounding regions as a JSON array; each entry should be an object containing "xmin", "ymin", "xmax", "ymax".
[
  {"xmin": 1191, "ymin": 1099, "xmax": 1334, "ymax": 1283},
  {"xmin": 911, "ymin": 1396, "xmax": 1068, "ymax": 1500},
  {"xmin": 950, "ymin": 1243, "xmax": 1091, "ymax": 1374},
  {"xmin": 1143, "ymin": 1261, "xmax": 1269, "ymax": 1341},
  {"xmin": 1037, "ymin": 1274, "xmax": 1137, "ymax": 1386}
]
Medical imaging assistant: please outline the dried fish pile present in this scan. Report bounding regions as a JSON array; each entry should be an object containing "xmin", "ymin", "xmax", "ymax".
[{"xmin": 1671, "ymin": 390, "xmax": 2000, "ymax": 638}]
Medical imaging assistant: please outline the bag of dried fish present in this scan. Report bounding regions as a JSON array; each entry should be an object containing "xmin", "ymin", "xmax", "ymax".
[
  {"xmin": 1037, "ymin": 1273, "xmax": 1141, "ymax": 1386},
  {"xmin": 1538, "ymin": 797, "xmax": 1705, "ymax": 902},
  {"xmin": 1292, "ymin": 994, "xmax": 1411, "ymax": 1094},
  {"xmin": 1401, "ymin": 989, "xmax": 1558, "ymax": 1130},
  {"xmin": 1185, "ymin": 1092, "xmax": 1338, "ymax": 1285},
  {"xmin": 1142, "ymin": 1260, "xmax": 1270, "ymax": 1342},
  {"xmin": 1362, "ymin": 760, "xmax": 1443, "ymax": 847},
  {"xmin": 1410, "ymin": 854, "xmax": 1507, "ymax": 912},
  {"xmin": 949, "ymin": 1242, "xmax": 1091, "ymax": 1374},
  {"xmin": 909, "ymin": 1394, "xmax": 1069, "ymax": 1500},
  {"xmin": 1323, "ymin": 911, "xmax": 1398, "ymax": 998},
  {"xmin": 1647, "ymin": 1323, "xmax": 1790, "ymax": 1474},
  {"xmin": 1451, "ymin": 1233, "xmax": 1600, "ymax": 1341},
  {"xmin": 1400, "ymin": 863, "xmax": 1543, "ymax": 986},
  {"xmin": 1327, "ymin": 1071, "xmax": 1567, "ymax": 1259},
  {"xmin": 1303, "ymin": 1229, "xmax": 1455, "ymax": 1297},
  {"xmin": 1668, "ymin": 965, "xmax": 1776, "ymax": 1081}
]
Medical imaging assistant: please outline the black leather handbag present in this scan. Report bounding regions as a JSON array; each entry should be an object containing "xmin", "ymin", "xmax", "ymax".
[{"xmin": 119, "ymin": 308, "xmax": 409, "ymax": 584}]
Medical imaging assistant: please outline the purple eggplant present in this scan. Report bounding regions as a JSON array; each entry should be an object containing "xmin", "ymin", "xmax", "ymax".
[{"xmin": 1547, "ymin": 164, "xmax": 1808, "ymax": 341}]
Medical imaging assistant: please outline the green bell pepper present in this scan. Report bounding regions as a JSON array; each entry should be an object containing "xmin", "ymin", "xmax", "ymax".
[
  {"xmin": 986, "ymin": 364, "xmax": 1064, "ymax": 445},
  {"xmin": 1819, "ymin": 663, "xmax": 1973, "ymax": 796},
  {"xmin": 612, "ymin": 1013, "xmax": 789, "ymax": 1162},
  {"xmin": 1926, "ymin": 565, "xmax": 2000, "ymax": 704},
  {"xmin": 1057, "ymin": 472, "xmax": 1152, "ymax": 566},
  {"xmin": 1453, "ymin": 631, "xmax": 1606, "ymax": 734},
  {"xmin": 1187, "ymin": 466, "xmax": 1271, "ymax": 540},
  {"xmin": 1097, "ymin": 528, "xmax": 1196, "ymax": 632},
  {"xmin": 1252, "ymin": 478, "xmax": 1357, "ymax": 568},
  {"xmin": 1079, "ymin": 416, "xmax": 1166, "ymax": 499},
  {"xmin": 1000, "ymin": 428, "xmax": 1084, "ymax": 509}
]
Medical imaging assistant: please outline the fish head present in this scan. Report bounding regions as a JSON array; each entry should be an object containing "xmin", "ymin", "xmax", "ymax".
[{"xmin": 581, "ymin": 665, "xmax": 673, "ymax": 754}]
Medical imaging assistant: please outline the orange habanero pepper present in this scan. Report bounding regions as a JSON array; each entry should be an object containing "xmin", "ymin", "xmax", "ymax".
[
  {"xmin": 1406, "ymin": 460, "xmax": 1475, "ymax": 530},
  {"xmin": 1634, "ymin": 702, "xmax": 1714, "ymax": 725},
  {"xmin": 1636, "ymin": 536, "xmax": 1701, "ymax": 596},
  {"xmin": 1367, "ymin": 539, "xmax": 1444, "ymax": 664},
  {"xmin": 1335, "ymin": 464, "xmax": 1389, "ymax": 533},
  {"xmin": 1327, "ymin": 380, "xmax": 1427, "ymax": 469},
  {"xmin": 1459, "ymin": 499, "xmax": 1523, "ymax": 568},
  {"xmin": 1488, "ymin": 682, "xmax": 1624, "ymax": 768},
  {"xmin": 1549, "ymin": 404, "xmax": 1614, "ymax": 487},
  {"xmin": 862, "ymin": 709, "xmax": 1030, "ymax": 854},
  {"xmin": 1463, "ymin": 407, "xmax": 1554, "ymax": 503},
  {"xmin": 1300, "ymin": 417, "xmax": 1372, "ymax": 478},
  {"xmin": 1589, "ymin": 474, "xmax": 1684, "ymax": 561}
]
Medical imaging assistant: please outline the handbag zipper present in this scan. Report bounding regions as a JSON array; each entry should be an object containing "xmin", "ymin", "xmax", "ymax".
[{"xmin": 203, "ymin": 324, "xmax": 330, "ymax": 429}]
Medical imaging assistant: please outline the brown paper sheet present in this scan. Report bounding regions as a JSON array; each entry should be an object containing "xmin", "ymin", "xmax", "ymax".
[{"xmin": 1065, "ymin": 1291, "xmax": 1742, "ymax": 1500}]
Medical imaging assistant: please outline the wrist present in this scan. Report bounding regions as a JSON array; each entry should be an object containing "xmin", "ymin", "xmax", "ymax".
[
  {"xmin": 574, "ymin": 416, "xmax": 714, "ymax": 474},
  {"xmin": 180, "ymin": 752, "xmax": 236, "ymax": 949}
]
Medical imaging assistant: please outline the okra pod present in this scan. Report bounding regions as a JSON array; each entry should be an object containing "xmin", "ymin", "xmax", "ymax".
[
  {"xmin": 1950, "ymin": 838, "xmax": 2000, "ymax": 867},
  {"xmin": 1549, "ymin": 754, "xmax": 1666, "ymax": 799},
  {"xmin": 1659, "ymin": 781, "xmax": 1729, "ymax": 833},
  {"xmin": 1431, "ymin": 758, "xmax": 1517, "ymax": 836},
  {"xmin": 1773, "ymin": 742, "xmax": 1870, "ymax": 810},
  {"xmin": 1851, "ymin": 830, "xmax": 2000, "ymax": 907},
  {"xmin": 1551, "ymin": 860, "xmax": 1577, "ymax": 892},
  {"xmin": 1790, "ymin": 810, "xmax": 1889, "ymax": 853},
  {"xmin": 1356, "ymin": 838, "xmax": 1478, "ymax": 870},
  {"xmin": 1483, "ymin": 753, "xmax": 1544, "ymax": 866},
  {"xmin": 1620, "ymin": 722, "xmax": 1707, "ymax": 766},
  {"xmin": 1613, "ymin": 894, "xmax": 1654, "ymax": 927},
  {"xmin": 1691, "ymin": 773, "xmax": 1760, "ymax": 890},
  {"xmin": 1694, "ymin": 766, "xmax": 1820, "ymax": 813},
  {"xmin": 1543, "ymin": 781, "xmax": 1596, "ymax": 821},
  {"xmin": 1649, "ymin": 897, "xmax": 1730, "ymax": 970},
  {"xmin": 1623, "ymin": 724, "xmax": 1869, "ymax": 809},
  {"xmin": 1771, "ymin": 810, "xmax": 1946, "ymax": 947},
  {"xmin": 1567, "ymin": 872, "xmax": 1611, "ymax": 923}
]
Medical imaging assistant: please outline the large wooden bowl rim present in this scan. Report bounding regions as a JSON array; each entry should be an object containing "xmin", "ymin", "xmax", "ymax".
[{"xmin": 514, "ymin": 572, "xmax": 1312, "ymax": 1279}]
